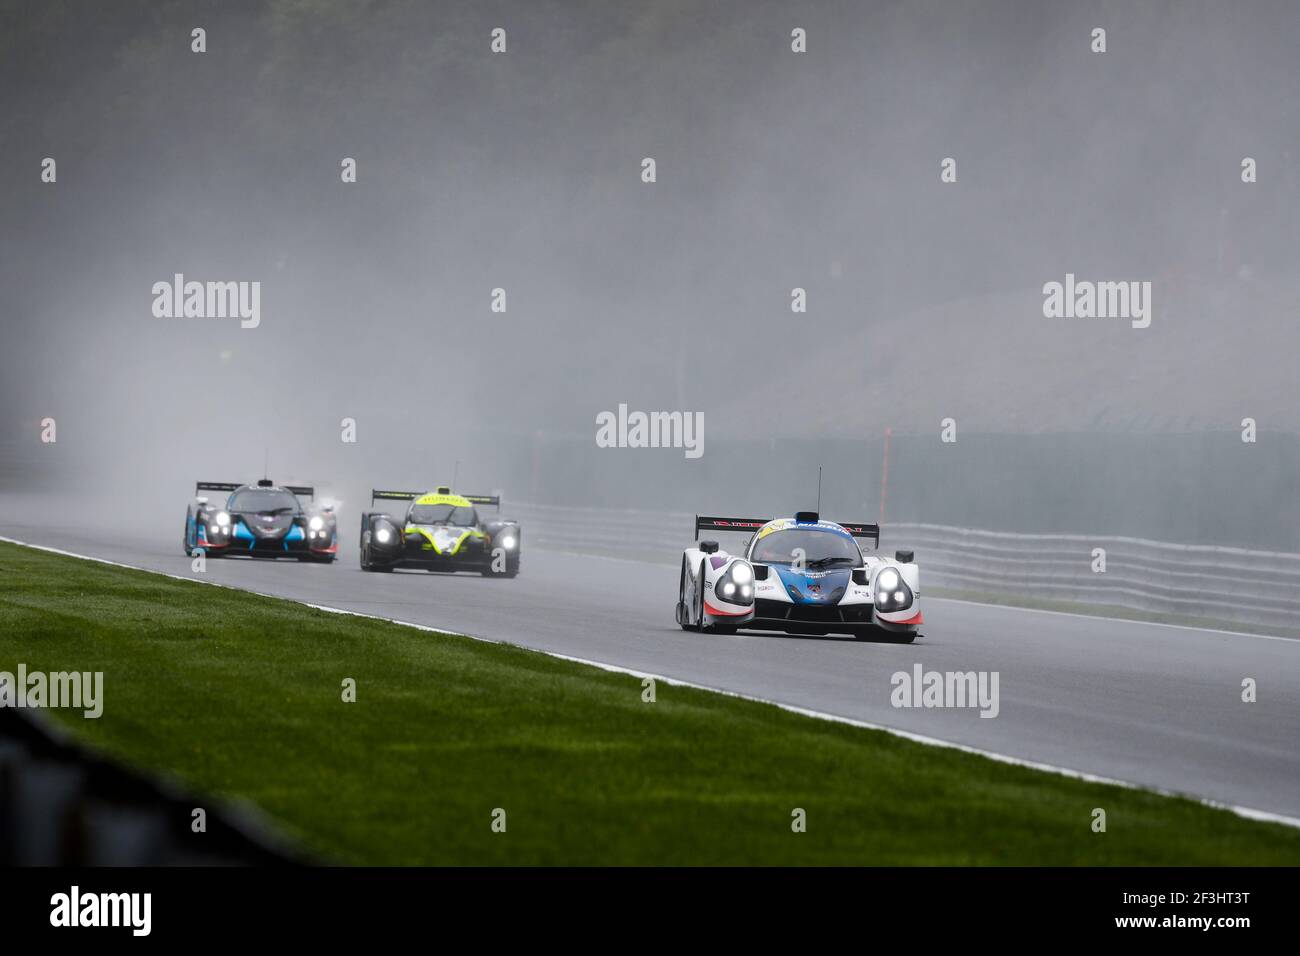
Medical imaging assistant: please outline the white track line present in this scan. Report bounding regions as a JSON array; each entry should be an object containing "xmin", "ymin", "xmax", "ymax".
[{"xmin": 4, "ymin": 533, "xmax": 1299, "ymax": 831}]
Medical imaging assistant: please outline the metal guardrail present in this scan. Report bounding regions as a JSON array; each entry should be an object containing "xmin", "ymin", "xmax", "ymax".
[{"xmin": 509, "ymin": 503, "xmax": 1300, "ymax": 631}]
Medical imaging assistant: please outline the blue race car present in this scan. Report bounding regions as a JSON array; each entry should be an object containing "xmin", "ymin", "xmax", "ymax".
[
  {"xmin": 183, "ymin": 479, "xmax": 338, "ymax": 562},
  {"xmin": 676, "ymin": 512, "xmax": 921, "ymax": 642}
]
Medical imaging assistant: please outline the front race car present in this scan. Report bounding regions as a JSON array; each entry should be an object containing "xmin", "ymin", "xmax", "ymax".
[
  {"xmin": 359, "ymin": 487, "xmax": 520, "ymax": 577},
  {"xmin": 183, "ymin": 480, "xmax": 338, "ymax": 562},
  {"xmin": 676, "ymin": 512, "xmax": 921, "ymax": 642}
]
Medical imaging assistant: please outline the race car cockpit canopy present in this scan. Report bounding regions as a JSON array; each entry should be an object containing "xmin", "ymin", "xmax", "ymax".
[
  {"xmin": 371, "ymin": 488, "xmax": 502, "ymax": 525},
  {"xmin": 748, "ymin": 520, "xmax": 864, "ymax": 568},
  {"xmin": 196, "ymin": 480, "xmax": 315, "ymax": 507}
]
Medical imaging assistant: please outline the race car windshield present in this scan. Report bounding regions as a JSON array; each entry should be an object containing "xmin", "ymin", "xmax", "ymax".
[
  {"xmin": 229, "ymin": 489, "xmax": 300, "ymax": 514},
  {"xmin": 750, "ymin": 529, "xmax": 861, "ymax": 567},
  {"xmin": 409, "ymin": 503, "xmax": 477, "ymax": 526}
]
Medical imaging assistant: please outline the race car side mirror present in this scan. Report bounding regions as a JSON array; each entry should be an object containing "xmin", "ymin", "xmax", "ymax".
[
  {"xmin": 895, "ymin": 549, "xmax": 914, "ymax": 564},
  {"xmin": 195, "ymin": 496, "xmax": 208, "ymax": 505},
  {"xmin": 700, "ymin": 540, "xmax": 719, "ymax": 554}
]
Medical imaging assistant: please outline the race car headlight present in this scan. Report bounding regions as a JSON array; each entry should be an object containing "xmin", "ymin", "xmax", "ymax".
[
  {"xmin": 309, "ymin": 516, "xmax": 325, "ymax": 531},
  {"xmin": 875, "ymin": 571, "xmax": 913, "ymax": 611},
  {"xmin": 499, "ymin": 534, "xmax": 517, "ymax": 549},
  {"xmin": 716, "ymin": 562, "xmax": 755, "ymax": 606},
  {"xmin": 215, "ymin": 511, "xmax": 231, "ymax": 527},
  {"xmin": 375, "ymin": 527, "xmax": 392, "ymax": 544}
]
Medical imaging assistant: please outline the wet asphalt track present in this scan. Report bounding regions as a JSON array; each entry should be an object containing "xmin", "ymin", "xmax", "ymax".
[{"xmin": 2, "ymin": 500, "xmax": 1298, "ymax": 820}]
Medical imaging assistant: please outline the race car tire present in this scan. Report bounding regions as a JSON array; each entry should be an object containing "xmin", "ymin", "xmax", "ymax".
[
  {"xmin": 360, "ymin": 541, "xmax": 392, "ymax": 572},
  {"xmin": 481, "ymin": 555, "xmax": 520, "ymax": 578},
  {"xmin": 676, "ymin": 557, "xmax": 693, "ymax": 630},
  {"xmin": 857, "ymin": 625, "xmax": 916, "ymax": 644},
  {"xmin": 694, "ymin": 558, "xmax": 708, "ymax": 632},
  {"xmin": 695, "ymin": 560, "xmax": 741, "ymax": 634}
]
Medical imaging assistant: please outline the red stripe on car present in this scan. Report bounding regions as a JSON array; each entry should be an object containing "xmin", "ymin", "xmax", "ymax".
[{"xmin": 705, "ymin": 601, "xmax": 750, "ymax": 617}]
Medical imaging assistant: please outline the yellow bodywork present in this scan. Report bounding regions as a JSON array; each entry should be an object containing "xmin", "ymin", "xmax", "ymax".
[
  {"xmin": 414, "ymin": 492, "xmax": 472, "ymax": 508},
  {"xmin": 404, "ymin": 492, "xmax": 485, "ymax": 554},
  {"xmin": 756, "ymin": 519, "xmax": 792, "ymax": 540}
]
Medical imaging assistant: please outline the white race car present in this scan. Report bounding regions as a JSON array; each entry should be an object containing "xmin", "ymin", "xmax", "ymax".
[{"xmin": 675, "ymin": 511, "xmax": 922, "ymax": 642}]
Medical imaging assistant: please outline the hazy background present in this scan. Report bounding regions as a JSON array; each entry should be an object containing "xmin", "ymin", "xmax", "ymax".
[{"xmin": 3, "ymin": 0, "xmax": 1299, "ymax": 547}]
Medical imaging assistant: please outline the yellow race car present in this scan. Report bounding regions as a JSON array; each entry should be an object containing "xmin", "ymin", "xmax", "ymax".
[{"xmin": 359, "ymin": 487, "xmax": 520, "ymax": 577}]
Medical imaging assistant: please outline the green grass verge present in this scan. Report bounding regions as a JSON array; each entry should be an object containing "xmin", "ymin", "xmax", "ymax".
[{"xmin": 1, "ymin": 539, "xmax": 1297, "ymax": 865}]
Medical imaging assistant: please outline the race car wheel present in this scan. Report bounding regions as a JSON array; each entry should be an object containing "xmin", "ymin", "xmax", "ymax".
[
  {"xmin": 676, "ymin": 557, "xmax": 694, "ymax": 630},
  {"xmin": 695, "ymin": 559, "xmax": 738, "ymax": 634},
  {"xmin": 482, "ymin": 555, "xmax": 520, "ymax": 578},
  {"xmin": 360, "ymin": 541, "xmax": 392, "ymax": 572},
  {"xmin": 694, "ymin": 558, "xmax": 708, "ymax": 632},
  {"xmin": 856, "ymin": 625, "xmax": 917, "ymax": 644}
]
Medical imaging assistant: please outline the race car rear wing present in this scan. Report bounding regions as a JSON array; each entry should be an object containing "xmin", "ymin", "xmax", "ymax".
[
  {"xmin": 196, "ymin": 482, "xmax": 240, "ymax": 493},
  {"xmin": 195, "ymin": 481, "xmax": 313, "ymax": 499},
  {"xmin": 695, "ymin": 514, "xmax": 880, "ymax": 547},
  {"xmin": 371, "ymin": 488, "xmax": 501, "ymax": 510},
  {"xmin": 695, "ymin": 516, "xmax": 770, "ymax": 537},
  {"xmin": 371, "ymin": 489, "xmax": 420, "ymax": 503},
  {"xmin": 838, "ymin": 521, "xmax": 881, "ymax": 547}
]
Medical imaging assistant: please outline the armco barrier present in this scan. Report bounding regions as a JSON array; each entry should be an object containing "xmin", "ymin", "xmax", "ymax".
[{"xmin": 508, "ymin": 503, "xmax": 1300, "ymax": 631}]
